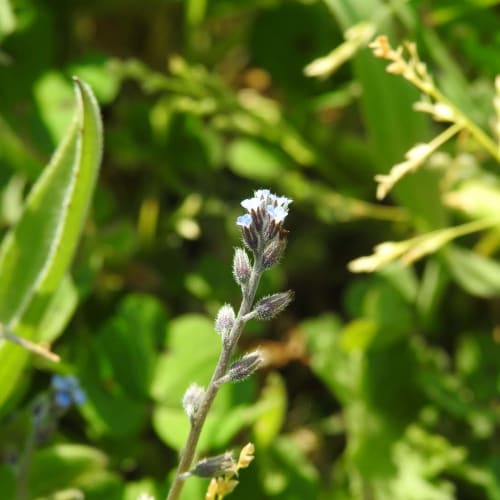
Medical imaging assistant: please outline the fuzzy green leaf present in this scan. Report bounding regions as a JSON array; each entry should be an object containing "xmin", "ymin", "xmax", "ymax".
[{"xmin": 0, "ymin": 77, "xmax": 103, "ymax": 411}]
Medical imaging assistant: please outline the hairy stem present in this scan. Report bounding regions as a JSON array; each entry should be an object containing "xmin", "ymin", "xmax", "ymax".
[{"xmin": 166, "ymin": 254, "xmax": 263, "ymax": 500}]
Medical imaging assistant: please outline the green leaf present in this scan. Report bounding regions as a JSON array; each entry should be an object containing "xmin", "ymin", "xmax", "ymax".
[
  {"xmin": 260, "ymin": 436, "xmax": 319, "ymax": 498},
  {"xmin": 0, "ymin": 116, "xmax": 43, "ymax": 179},
  {"xmin": 416, "ymin": 259, "xmax": 449, "ymax": 330},
  {"xmin": 227, "ymin": 138, "xmax": 287, "ymax": 182},
  {"xmin": 37, "ymin": 274, "xmax": 78, "ymax": 343},
  {"xmin": 0, "ymin": 464, "xmax": 15, "ymax": 499},
  {"xmin": 339, "ymin": 318, "xmax": 378, "ymax": 352},
  {"xmin": 153, "ymin": 406, "xmax": 190, "ymax": 451},
  {"xmin": 0, "ymin": 77, "xmax": 103, "ymax": 411},
  {"xmin": 301, "ymin": 314, "xmax": 361, "ymax": 404},
  {"xmin": 253, "ymin": 372, "xmax": 287, "ymax": 449},
  {"xmin": 0, "ymin": 0, "xmax": 16, "ymax": 43},
  {"xmin": 80, "ymin": 342, "xmax": 148, "ymax": 438},
  {"xmin": 346, "ymin": 411, "xmax": 471, "ymax": 498},
  {"xmin": 29, "ymin": 444, "xmax": 112, "ymax": 498},
  {"xmin": 151, "ymin": 314, "xmax": 258, "ymax": 451},
  {"xmin": 361, "ymin": 279, "xmax": 414, "ymax": 347},
  {"xmin": 124, "ymin": 479, "xmax": 160, "ymax": 500},
  {"xmin": 150, "ymin": 314, "xmax": 220, "ymax": 406},
  {"xmin": 97, "ymin": 294, "xmax": 166, "ymax": 398},
  {"xmin": 78, "ymin": 295, "xmax": 166, "ymax": 438},
  {"xmin": 67, "ymin": 53, "xmax": 121, "ymax": 104},
  {"xmin": 447, "ymin": 178, "xmax": 500, "ymax": 221},
  {"xmin": 150, "ymin": 314, "xmax": 221, "ymax": 449},
  {"xmin": 33, "ymin": 72, "xmax": 75, "ymax": 144},
  {"xmin": 153, "ymin": 384, "xmax": 256, "ymax": 452},
  {"xmin": 444, "ymin": 245, "xmax": 500, "ymax": 297},
  {"xmin": 455, "ymin": 333, "xmax": 500, "ymax": 410}
]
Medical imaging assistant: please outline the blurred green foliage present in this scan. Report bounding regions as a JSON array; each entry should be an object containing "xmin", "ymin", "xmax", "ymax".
[{"xmin": 1, "ymin": 0, "xmax": 500, "ymax": 499}]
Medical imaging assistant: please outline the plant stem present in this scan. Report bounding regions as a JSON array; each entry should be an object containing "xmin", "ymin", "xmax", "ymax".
[
  {"xmin": 16, "ymin": 427, "xmax": 36, "ymax": 500},
  {"xmin": 166, "ymin": 254, "xmax": 264, "ymax": 500},
  {"xmin": 0, "ymin": 323, "xmax": 60, "ymax": 362},
  {"xmin": 429, "ymin": 87, "xmax": 500, "ymax": 164}
]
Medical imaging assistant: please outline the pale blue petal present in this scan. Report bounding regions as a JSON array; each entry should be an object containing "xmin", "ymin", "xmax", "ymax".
[
  {"xmin": 236, "ymin": 214, "xmax": 252, "ymax": 227},
  {"xmin": 267, "ymin": 205, "xmax": 287, "ymax": 223}
]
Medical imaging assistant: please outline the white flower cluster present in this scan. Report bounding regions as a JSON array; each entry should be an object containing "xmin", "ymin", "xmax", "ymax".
[{"xmin": 236, "ymin": 189, "xmax": 292, "ymax": 228}]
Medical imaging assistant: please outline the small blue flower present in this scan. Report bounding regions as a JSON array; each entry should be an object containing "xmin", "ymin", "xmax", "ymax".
[
  {"xmin": 266, "ymin": 205, "xmax": 287, "ymax": 223},
  {"xmin": 236, "ymin": 214, "xmax": 253, "ymax": 228},
  {"xmin": 236, "ymin": 189, "xmax": 293, "ymax": 249},
  {"xmin": 51, "ymin": 375, "xmax": 86, "ymax": 409}
]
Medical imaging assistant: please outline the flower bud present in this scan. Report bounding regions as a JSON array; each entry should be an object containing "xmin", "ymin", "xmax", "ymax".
[
  {"xmin": 215, "ymin": 304, "xmax": 235, "ymax": 341},
  {"xmin": 241, "ymin": 225, "xmax": 259, "ymax": 252},
  {"xmin": 180, "ymin": 451, "xmax": 236, "ymax": 479},
  {"xmin": 216, "ymin": 350, "xmax": 263, "ymax": 386},
  {"xmin": 182, "ymin": 383, "xmax": 205, "ymax": 423},
  {"xmin": 262, "ymin": 238, "xmax": 286, "ymax": 269},
  {"xmin": 233, "ymin": 248, "xmax": 251, "ymax": 286},
  {"xmin": 253, "ymin": 291, "xmax": 294, "ymax": 320}
]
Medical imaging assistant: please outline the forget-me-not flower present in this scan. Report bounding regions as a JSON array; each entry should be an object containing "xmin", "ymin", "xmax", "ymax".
[{"xmin": 236, "ymin": 189, "xmax": 292, "ymax": 252}]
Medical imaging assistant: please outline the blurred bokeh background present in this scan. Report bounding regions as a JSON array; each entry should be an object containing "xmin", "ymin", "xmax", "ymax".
[{"xmin": 2, "ymin": 0, "xmax": 500, "ymax": 499}]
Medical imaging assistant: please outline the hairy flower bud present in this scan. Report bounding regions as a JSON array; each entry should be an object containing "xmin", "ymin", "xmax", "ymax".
[
  {"xmin": 233, "ymin": 248, "xmax": 251, "ymax": 286},
  {"xmin": 215, "ymin": 304, "xmax": 235, "ymax": 341},
  {"xmin": 216, "ymin": 350, "xmax": 263, "ymax": 386},
  {"xmin": 180, "ymin": 451, "xmax": 236, "ymax": 479},
  {"xmin": 253, "ymin": 291, "xmax": 294, "ymax": 320},
  {"xmin": 262, "ymin": 238, "xmax": 287, "ymax": 269},
  {"xmin": 241, "ymin": 224, "xmax": 260, "ymax": 252},
  {"xmin": 182, "ymin": 383, "xmax": 205, "ymax": 423},
  {"xmin": 228, "ymin": 351, "xmax": 263, "ymax": 382}
]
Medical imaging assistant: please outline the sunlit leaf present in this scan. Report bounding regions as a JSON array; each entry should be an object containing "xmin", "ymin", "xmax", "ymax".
[
  {"xmin": 444, "ymin": 245, "xmax": 500, "ymax": 297},
  {"xmin": 0, "ymin": 77, "xmax": 102, "ymax": 411}
]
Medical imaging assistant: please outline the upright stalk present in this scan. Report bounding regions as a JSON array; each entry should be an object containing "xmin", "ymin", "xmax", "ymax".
[
  {"xmin": 166, "ymin": 189, "xmax": 293, "ymax": 500},
  {"xmin": 166, "ymin": 258, "xmax": 263, "ymax": 500},
  {"xmin": 16, "ymin": 427, "xmax": 36, "ymax": 500}
]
